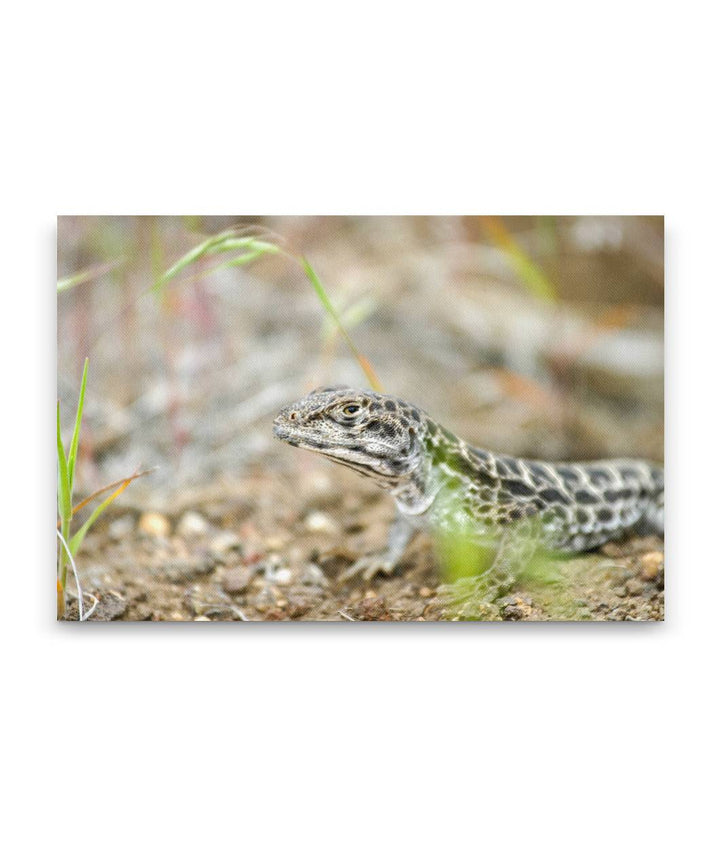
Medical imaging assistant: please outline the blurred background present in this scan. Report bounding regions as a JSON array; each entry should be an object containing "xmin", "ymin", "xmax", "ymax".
[{"xmin": 57, "ymin": 215, "xmax": 664, "ymax": 620}]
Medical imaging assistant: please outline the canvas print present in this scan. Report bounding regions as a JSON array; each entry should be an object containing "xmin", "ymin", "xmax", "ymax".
[{"xmin": 57, "ymin": 216, "xmax": 664, "ymax": 621}]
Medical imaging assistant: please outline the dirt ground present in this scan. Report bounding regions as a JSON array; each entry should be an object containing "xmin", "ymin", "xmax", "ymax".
[
  {"xmin": 58, "ymin": 216, "xmax": 664, "ymax": 622},
  {"xmin": 64, "ymin": 465, "xmax": 664, "ymax": 622}
]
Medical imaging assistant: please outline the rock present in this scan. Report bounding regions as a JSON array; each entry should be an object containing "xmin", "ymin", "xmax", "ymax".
[
  {"xmin": 355, "ymin": 596, "xmax": 389, "ymax": 621},
  {"xmin": 221, "ymin": 565, "xmax": 256, "ymax": 595},
  {"xmin": 640, "ymin": 551, "xmax": 664, "ymax": 580},
  {"xmin": 271, "ymin": 568, "xmax": 293, "ymax": 586},
  {"xmin": 300, "ymin": 562, "xmax": 329, "ymax": 587},
  {"xmin": 419, "ymin": 586, "xmax": 434, "ymax": 598},
  {"xmin": 194, "ymin": 616, "xmax": 212, "ymax": 621},
  {"xmin": 303, "ymin": 511, "xmax": 336, "ymax": 534},
  {"xmin": 210, "ymin": 530, "xmax": 242, "ymax": 555},
  {"xmin": 138, "ymin": 512, "xmax": 171, "ymax": 538},
  {"xmin": 177, "ymin": 511, "xmax": 209, "ymax": 538},
  {"xmin": 499, "ymin": 594, "xmax": 534, "ymax": 621},
  {"xmin": 90, "ymin": 591, "xmax": 128, "ymax": 621}
]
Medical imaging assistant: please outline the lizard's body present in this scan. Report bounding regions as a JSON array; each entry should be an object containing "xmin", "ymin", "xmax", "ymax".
[{"xmin": 273, "ymin": 387, "xmax": 664, "ymax": 605}]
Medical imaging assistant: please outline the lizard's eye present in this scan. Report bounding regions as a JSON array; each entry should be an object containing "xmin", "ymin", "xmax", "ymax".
[{"xmin": 341, "ymin": 404, "xmax": 361, "ymax": 417}]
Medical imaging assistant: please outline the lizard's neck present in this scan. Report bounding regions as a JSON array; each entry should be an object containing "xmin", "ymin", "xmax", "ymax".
[{"xmin": 390, "ymin": 425, "xmax": 478, "ymax": 516}]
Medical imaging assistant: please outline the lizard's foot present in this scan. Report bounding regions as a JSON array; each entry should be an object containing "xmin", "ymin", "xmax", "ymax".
[
  {"xmin": 435, "ymin": 572, "xmax": 515, "ymax": 620},
  {"xmin": 337, "ymin": 552, "xmax": 399, "ymax": 585}
]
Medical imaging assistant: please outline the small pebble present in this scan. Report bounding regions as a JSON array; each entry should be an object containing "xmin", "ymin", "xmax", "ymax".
[
  {"xmin": 640, "ymin": 551, "xmax": 663, "ymax": 580},
  {"xmin": 301, "ymin": 563, "xmax": 329, "ymax": 587},
  {"xmin": 194, "ymin": 616, "xmax": 212, "ymax": 621},
  {"xmin": 138, "ymin": 512, "xmax": 171, "ymax": 538},
  {"xmin": 419, "ymin": 586, "xmax": 434, "ymax": 598},
  {"xmin": 265, "ymin": 536, "xmax": 285, "ymax": 551},
  {"xmin": 272, "ymin": 568, "xmax": 294, "ymax": 586},
  {"xmin": 222, "ymin": 565, "xmax": 255, "ymax": 595},
  {"xmin": 177, "ymin": 511, "xmax": 209, "ymax": 538},
  {"xmin": 304, "ymin": 511, "xmax": 336, "ymax": 534},
  {"xmin": 210, "ymin": 530, "xmax": 242, "ymax": 554}
]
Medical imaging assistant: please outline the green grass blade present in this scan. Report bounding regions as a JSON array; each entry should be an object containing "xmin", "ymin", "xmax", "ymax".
[
  {"xmin": 153, "ymin": 233, "xmax": 280, "ymax": 294},
  {"xmin": 67, "ymin": 358, "xmax": 88, "ymax": 498},
  {"xmin": 301, "ymin": 256, "xmax": 383, "ymax": 391},
  {"xmin": 57, "ymin": 260, "xmax": 123, "ymax": 293},
  {"xmin": 57, "ymin": 402, "xmax": 71, "ymax": 523},
  {"xmin": 152, "ymin": 229, "xmax": 235, "ymax": 294},
  {"xmin": 211, "ymin": 238, "xmax": 280, "ymax": 256}
]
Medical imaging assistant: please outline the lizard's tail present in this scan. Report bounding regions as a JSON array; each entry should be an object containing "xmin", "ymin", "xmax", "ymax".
[{"xmin": 637, "ymin": 465, "xmax": 664, "ymax": 536}]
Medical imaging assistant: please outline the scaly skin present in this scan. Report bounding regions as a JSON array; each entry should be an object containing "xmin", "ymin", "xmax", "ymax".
[{"xmin": 273, "ymin": 386, "xmax": 664, "ymax": 614}]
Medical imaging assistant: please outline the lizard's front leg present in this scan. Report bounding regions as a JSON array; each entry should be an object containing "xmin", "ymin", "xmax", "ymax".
[
  {"xmin": 337, "ymin": 512, "xmax": 417, "ymax": 584},
  {"xmin": 436, "ymin": 526, "xmax": 537, "ymax": 619}
]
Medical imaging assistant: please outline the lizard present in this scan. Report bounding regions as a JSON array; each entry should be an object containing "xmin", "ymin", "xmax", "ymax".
[{"xmin": 272, "ymin": 385, "xmax": 664, "ymax": 615}]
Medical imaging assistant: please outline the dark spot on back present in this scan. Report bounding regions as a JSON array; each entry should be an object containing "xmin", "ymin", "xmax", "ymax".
[
  {"xmin": 446, "ymin": 451, "xmax": 481, "ymax": 481},
  {"xmin": 477, "ymin": 469, "xmax": 499, "ymax": 489},
  {"xmin": 588, "ymin": 467, "xmax": 611, "ymax": 487},
  {"xmin": 508, "ymin": 506, "xmax": 524, "ymax": 521},
  {"xmin": 495, "ymin": 459, "xmax": 509, "ymax": 477},
  {"xmin": 502, "ymin": 479, "xmax": 537, "ymax": 499},
  {"xmin": 597, "ymin": 508, "xmax": 614, "ymax": 523},
  {"xmin": 557, "ymin": 466, "xmax": 580, "ymax": 484},
  {"xmin": 576, "ymin": 509, "xmax": 590, "ymax": 525},
  {"xmin": 384, "ymin": 400, "xmax": 397, "ymax": 412},
  {"xmin": 539, "ymin": 487, "xmax": 569, "ymax": 505},
  {"xmin": 426, "ymin": 419, "xmax": 438, "ymax": 435},
  {"xmin": 528, "ymin": 462, "xmax": 553, "ymax": 483},
  {"xmin": 575, "ymin": 489, "xmax": 600, "ymax": 504},
  {"xmin": 369, "ymin": 401, "xmax": 381, "ymax": 412},
  {"xmin": 399, "ymin": 416, "xmax": 409, "ymax": 428},
  {"xmin": 410, "ymin": 408, "xmax": 420, "ymax": 421},
  {"xmin": 500, "ymin": 456, "xmax": 522, "ymax": 477},
  {"xmin": 604, "ymin": 488, "xmax": 620, "ymax": 503},
  {"xmin": 440, "ymin": 427, "xmax": 456, "ymax": 443}
]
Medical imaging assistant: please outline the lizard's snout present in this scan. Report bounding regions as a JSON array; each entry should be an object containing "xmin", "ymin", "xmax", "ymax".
[{"xmin": 273, "ymin": 407, "xmax": 300, "ymax": 440}]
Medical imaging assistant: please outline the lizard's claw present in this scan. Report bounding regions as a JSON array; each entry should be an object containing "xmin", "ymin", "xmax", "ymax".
[{"xmin": 337, "ymin": 553, "xmax": 398, "ymax": 585}]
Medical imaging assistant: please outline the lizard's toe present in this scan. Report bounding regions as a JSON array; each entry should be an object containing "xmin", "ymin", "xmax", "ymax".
[{"xmin": 337, "ymin": 554, "xmax": 396, "ymax": 585}]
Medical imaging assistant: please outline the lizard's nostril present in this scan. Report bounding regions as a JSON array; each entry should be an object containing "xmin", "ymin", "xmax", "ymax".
[{"xmin": 289, "ymin": 411, "xmax": 297, "ymax": 421}]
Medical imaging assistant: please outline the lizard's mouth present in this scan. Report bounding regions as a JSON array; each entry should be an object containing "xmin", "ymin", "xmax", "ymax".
[{"xmin": 273, "ymin": 417, "xmax": 323, "ymax": 448}]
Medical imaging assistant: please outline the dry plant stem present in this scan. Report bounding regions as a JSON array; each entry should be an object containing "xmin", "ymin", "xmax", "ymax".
[{"xmin": 57, "ymin": 530, "xmax": 84, "ymax": 621}]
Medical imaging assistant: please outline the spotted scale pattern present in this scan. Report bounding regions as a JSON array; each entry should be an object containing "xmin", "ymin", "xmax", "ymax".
[{"xmin": 273, "ymin": 386, "xmax": 664, "ymax": 572}]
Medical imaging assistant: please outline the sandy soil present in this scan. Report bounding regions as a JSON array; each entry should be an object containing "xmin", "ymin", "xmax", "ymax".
[{"xmin": 63, "ymin": 467, "xmax": 664, "ymax": 622}]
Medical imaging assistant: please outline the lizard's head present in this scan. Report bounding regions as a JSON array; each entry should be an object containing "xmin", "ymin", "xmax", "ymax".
[{"xmin": 273, "ymin": 386, "xmax": 425, "ymax": 483}]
